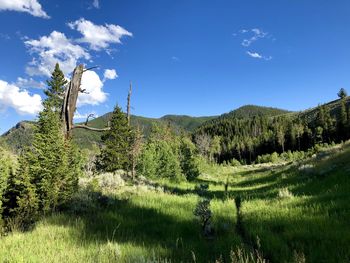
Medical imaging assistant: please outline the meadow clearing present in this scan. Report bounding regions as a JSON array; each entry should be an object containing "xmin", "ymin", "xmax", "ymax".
[{"xmin": 1, "ymin": 143, "xmax": 350, "ymax": 263}]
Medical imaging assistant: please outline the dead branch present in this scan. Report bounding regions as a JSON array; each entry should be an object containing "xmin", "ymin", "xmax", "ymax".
[{"xmin": 72, "ymin": 125, "xmax": 110, "ymax": 131}]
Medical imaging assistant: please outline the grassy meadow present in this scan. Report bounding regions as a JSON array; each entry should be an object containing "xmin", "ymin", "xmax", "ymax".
[{"xmin": 1, "ymin": 143, "xmax": 350, "ymax": 262}]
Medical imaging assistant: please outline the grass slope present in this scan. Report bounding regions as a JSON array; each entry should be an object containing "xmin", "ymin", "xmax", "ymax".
[{"xmin": 1, "ymin": 142, "xmax": 350, "ymax": 262}]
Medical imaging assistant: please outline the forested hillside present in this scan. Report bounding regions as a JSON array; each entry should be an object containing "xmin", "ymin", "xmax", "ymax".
[
  {"xmin": 1, "ymin": 113, "xmax": 215, "ymax": 151},
  {"xmin": 194, "ymin": 95, "xmax": 350, "ymax": 164}
]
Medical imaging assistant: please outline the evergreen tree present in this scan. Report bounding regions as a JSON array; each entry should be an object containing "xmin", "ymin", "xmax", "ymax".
[
  {"xmin": 338, "ymin": 98, "xmax": 348, "ymax": 140},
  {"xmin": 45, "ymin": 63, "xmax": 68, "ymax": 111},
  {"xmin": 31, "ymin": 106, "xmax": 69, "ymax": 212},
  {"xmin": 137, "ymin": 143, "xmax": 158, "ymax": 178},
  {"xmin": 179, "ymin": 138, "xmax": 200, "ymax": 181},
  {"xmin": 2, "ymin": 64, "xmax": 81, "ymax": 225},
  {"xmin": 337, "ymin": 88, "xmax": 347, "ymax": 99},
  {"xmin": 3, "ymin": 153, "xmax": 38, "ymax": 228},
  {"xmin": 97, "ymin": 105, "xmax": 131, "ymax": 172}
]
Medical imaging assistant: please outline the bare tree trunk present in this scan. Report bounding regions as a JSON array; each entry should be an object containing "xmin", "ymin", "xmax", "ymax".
[
  {"xmin": 127, "ymin": 82, "xmax": 132, "ymax": 126},
  {"xmin": 61, "ymin": 65, "xmax": 84, "ymax": 137}
]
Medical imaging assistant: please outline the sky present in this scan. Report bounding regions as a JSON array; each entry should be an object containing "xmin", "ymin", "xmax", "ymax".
[{"xmin": 1, "ymin": 0, "xmax": 350, "ymax": 133}]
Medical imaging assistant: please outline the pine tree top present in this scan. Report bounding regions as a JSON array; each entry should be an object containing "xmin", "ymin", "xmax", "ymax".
[{"xmin": 45, "ymin": 63, "xmax": 68, "ymax": 110}]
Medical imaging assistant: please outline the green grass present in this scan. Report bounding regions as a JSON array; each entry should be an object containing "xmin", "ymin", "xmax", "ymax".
[{"xmin": 1, "ymin": 143, "xmax": 350, "ymax": 262}]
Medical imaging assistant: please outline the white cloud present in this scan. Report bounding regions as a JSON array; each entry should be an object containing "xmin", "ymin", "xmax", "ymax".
[
  {"xmin": 0, "ymin": 0, "xmax": 49, "ymax": 18},
  {"xmin": 0, "ymin": 80, "xmax": 42, "ymax": 115},
  {"xmin": 103, "ymin": 69, "xmax": 117, "ymax": 81},
  {"xmin": 25, "ymin": 31, "xmax": 90, "ymax": 77},
  {"xmin": 241, "ymin": 28, "xmax": 268, "ymax": 47},
  {"xmin": 78, "ymin": 70, "xmax": 107, "ymax": 106},
  {"xmin": 92, "ymin": 0, "xmax": 99, "ymax": 9},
  {"xmin": 171, "ymin": 56, "xmax": 180, "ymax": 62},
  {"xmin": 68, "ymin": 18, "xmax": 132, "ymax": 51},
  {"xmin": 15, "ymin": 77, "xmax": 45, "ymax": 89},
  {"xmin": 246, "ymin": 51, "xmax": 272, "ymax": 61},
  {"xmin": 246, "ymin": 51, "xmax": 262, "ymax": 59}
]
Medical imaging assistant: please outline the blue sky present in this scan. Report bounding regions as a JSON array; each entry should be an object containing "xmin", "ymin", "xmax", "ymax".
[{"xmin": 1, "ymin": 0, "xmax": 350, "ymax": 133}]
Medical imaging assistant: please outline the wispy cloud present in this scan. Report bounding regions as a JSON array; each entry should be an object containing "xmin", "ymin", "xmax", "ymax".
[
  {"xmin": 0, "ymin": 0, "xmax": 49, "ymax": 18},
  {"xmin": 241, "ymin": 28, "xmax": 268, "ymax": 47},
  {"xmin": 171, "ymin": 56, "xmax": 180, "ymax": 62},
  {"xmin": 246, "ymin": 51, "xmax": 272, "ymax": 61},
  {"xmin": 234, "ymin": 28, "xmax": 273, "ymax": 61},
  {"xmin": 92, "ymin": 0, "xmax": 99, "ymax": 9},
  {"xmin": 246, "ymin": 51, "xmax": 262, "ymax": 59}
]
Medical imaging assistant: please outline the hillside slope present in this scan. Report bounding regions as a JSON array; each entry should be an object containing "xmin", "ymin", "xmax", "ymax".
[{"xmin": 1, "ymin": 113, "xmax": 216, "ymax": 151}]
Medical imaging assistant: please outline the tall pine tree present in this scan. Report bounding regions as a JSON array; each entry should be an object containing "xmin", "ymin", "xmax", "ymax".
[
  {"xmin": 45, "ymin": 63, "xmax": 67, "ymax": 111},
  {"xmin": 97, "ymin": 105, "xmax": 131, "ymax": 172}
]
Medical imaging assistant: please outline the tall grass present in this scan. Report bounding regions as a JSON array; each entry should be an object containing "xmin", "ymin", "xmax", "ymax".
[{"xmin": 1, "ymin": 142, "xmax": 350, "ymax": 262}]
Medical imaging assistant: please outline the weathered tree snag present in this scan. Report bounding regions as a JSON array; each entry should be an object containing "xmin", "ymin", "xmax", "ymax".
[
  {"xmin": 61, "ymin": 64, "xmax": 111, "ymax": 138},
  {"xmin": 61, "ymin": 65, "xmax": 84, "ymax": 137},
  {"xmin": 126, "ymin": 81, "xmax": 132, "ymax": 126}
]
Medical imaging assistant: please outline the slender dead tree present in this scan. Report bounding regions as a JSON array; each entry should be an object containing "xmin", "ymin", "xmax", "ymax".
[{"xmin": 127, "ymin": 81, "xmax": 132, "ymax": 126}]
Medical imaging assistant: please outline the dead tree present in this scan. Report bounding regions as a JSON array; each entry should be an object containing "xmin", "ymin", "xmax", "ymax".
[
  {"xmin": 61, "ymin": 64, "xmax": 110, "ymax": 138},
  {"xmin": 126, "ymin": 81, "xmax": 132, "ymax": 126}
]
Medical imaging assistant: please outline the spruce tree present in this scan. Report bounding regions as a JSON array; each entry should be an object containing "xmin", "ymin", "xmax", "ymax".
[
  {"xmin": 97, "ymin": 105, "xmax": 131, "ymax": 172},
  {"xmin": 3, "ymin": 152, "xmax": 39, "ymax": 228},
  {"xmin": 45, "ymin": 63, "xmax": 67, "ymax": 111},
  {"xmin": 337, "ymin": 88, "xmax": 347, "ymax": 99},
  {"xmin": 31, "ymin": 106, "xmax": 69, "ymax": 212},
  {"xmin": 3, "ymin": 64, "xmax": 80, "ymax": 224},
  {"xmin": 179, "ymin": 138, "xmax": 200, "ymax": 181},
  {"xmin": 338, "ymin": 98, "xmax": 348, "ymax": 140}
]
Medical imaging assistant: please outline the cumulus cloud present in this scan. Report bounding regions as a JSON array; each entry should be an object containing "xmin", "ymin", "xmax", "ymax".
[
  {"xmin": 103, "ymin": 69, "xmax": 118, "ymax": 81},
  {"xmin": 25, "ymin": 31, "xmax": 90, "ymax": 77},
  {"xmin": 68, "ymin": 18, "xmax": 132, "ymax": 51},
  {"xmin": 78, "ymin": 70, "xmax": 107, "ymax": 106},
  {"xmin": 0, "ymin": 0, "xmax": 49, "ymax": 18},
  {"xmin": 0, "ymin": 80, "xmax": 42, "ymax": 115},
  {"xmin": 15, "ymin": 77, "xmax": 45, "ymax": 89},
  {"xmin": 246, "ymin": 51, "xmax": 272, "ymax": 61}
]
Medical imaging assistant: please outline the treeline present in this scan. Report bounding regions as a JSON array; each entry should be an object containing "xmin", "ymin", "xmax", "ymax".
[
  {"xmin": 93, "ymin": 105, "xmax": 200, "ymax": 182},
  {"xmin": 193, "ymin": 89, "xmax": 350, "ymax": 164}
]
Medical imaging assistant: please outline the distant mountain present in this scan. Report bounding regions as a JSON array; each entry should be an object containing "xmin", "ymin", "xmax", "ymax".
[
  {"xmin": 4, "ymin": 100, "xmax": 348, "ymax": 153},
  {"xmin": 1, "ymin": 113, "xmax": 216, "ymax": 151},
  {"xmin": 219, "ymin": 105, "xmax": 290, "ymax": 120},
  {"xmin": 1, "ymin": 121, "xmax": 35, "ymax": 152}
]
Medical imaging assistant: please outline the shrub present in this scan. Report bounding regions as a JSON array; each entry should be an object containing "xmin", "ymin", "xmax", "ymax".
[
  {"xmin": 278, "ymin": 187, "xmax": 294, "ymax": 198},
  {"xmin": 230, "ymin": 158, "xmax": 241, "ymax": 167},
  {"xmin": 98, "ymin": 172, "xmax": 125, "ymax": 192},
  {"xmin": 194, "ymin": 198, "xmax": 213, "ymax": 237}
]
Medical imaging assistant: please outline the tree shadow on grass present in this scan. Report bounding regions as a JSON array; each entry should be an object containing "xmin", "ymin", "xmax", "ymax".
[{"xmin": 46, "ymin": 196, "xmax": 240, "ymax": 262}]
